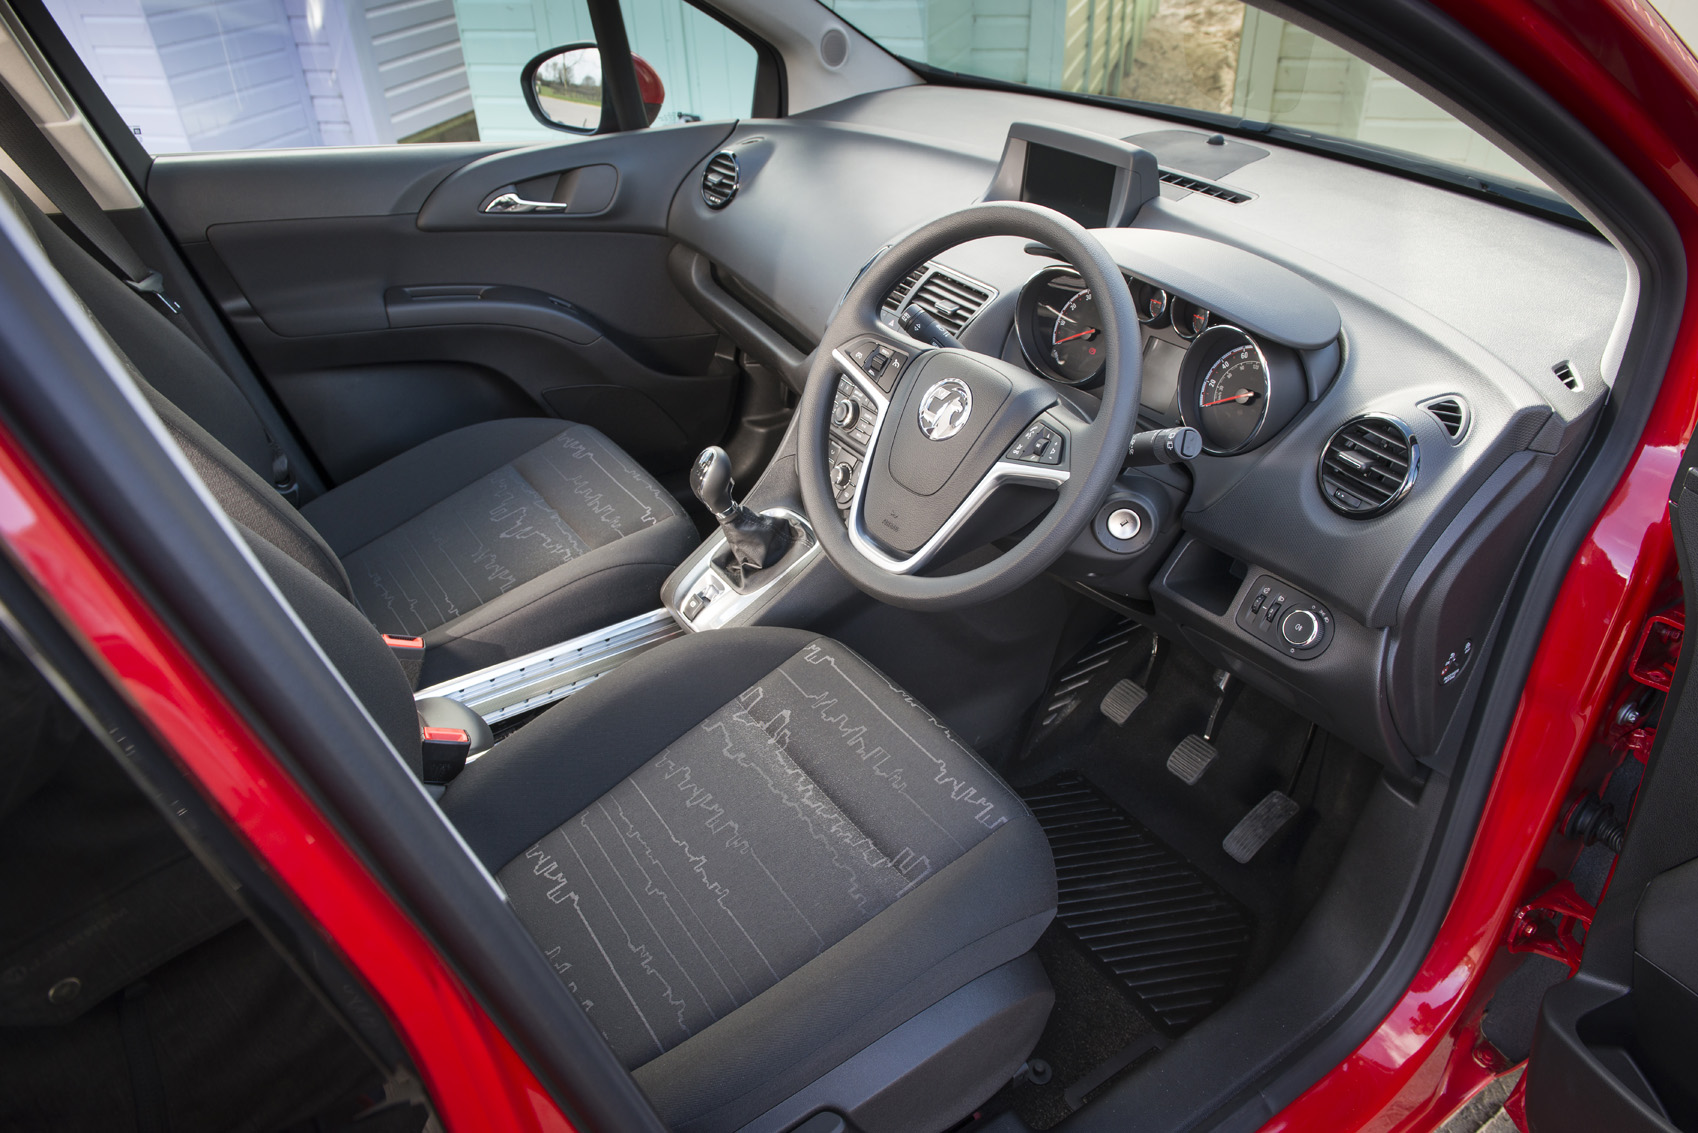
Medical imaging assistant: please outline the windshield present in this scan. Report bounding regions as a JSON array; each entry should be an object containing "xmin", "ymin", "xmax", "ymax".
[{"xmin": 824, "ymin": 0, "xmax": 1544, "ymax": 191}]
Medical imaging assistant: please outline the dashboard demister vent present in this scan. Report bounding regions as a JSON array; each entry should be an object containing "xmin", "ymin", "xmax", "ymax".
[
  {"xmin": 1160, "ymin": 170, "xmax": 1252, "ymax": 203},
  {"xmin": 701, "ymin": 152, "xmax": 740, "ymax": 209},
  {"xmin": 1421, "ymin": 396, "xmax": 1468, "ymax": 442},
  {"xmin": 1552, "ymin": 359, "xmax": 1583, "ymax": 392},
  {"xmin": 881, "ymin": 265, "xmax": 926, "ymax": 316},
  {"xmin": 1319, "ymin": 414, "xmax": 1418, "ymax": 518},
  {"xmin": 907, "ymin": 268, "xmax": 993, "ymax": 335}
]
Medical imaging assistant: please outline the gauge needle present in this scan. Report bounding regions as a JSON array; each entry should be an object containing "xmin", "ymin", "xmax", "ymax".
[
  {"xmin": 1041, "ymin": 305, "xmax": 1070, "ymax": 322},
  {"xmin": 1054, "ymin": 328, "xmax": 1098, "ymax": 344},
  {"xmin": 1200, "ymin": 389, "xmax": 1259, "ymax": 407}
]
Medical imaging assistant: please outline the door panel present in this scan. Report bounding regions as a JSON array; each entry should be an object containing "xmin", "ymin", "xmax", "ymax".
[{"xmin": 148, "ymin": 124, "xmax": 739, "ymax": 483}]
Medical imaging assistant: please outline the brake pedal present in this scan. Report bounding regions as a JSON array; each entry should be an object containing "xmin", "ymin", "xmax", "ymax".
[
  {"xmin": 1100, "ymin": 678, "xmax": 1147, "ymax": 725},
  {"xmin": 1223, "ymin": 790, "xmax": 1301, "ymax": 863},
  {"xmin": 1168, "ymin": 734, "xmax": 1218, "ymax": 785}
]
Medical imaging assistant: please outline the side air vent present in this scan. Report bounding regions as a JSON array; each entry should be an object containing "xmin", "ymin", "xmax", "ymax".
[
  {"xmin": 1421, "ymin": 396, "xmax": 1469, "ymax": 442},
  {"xmin": 1319, "ymin": 414, "xmax": 1419, "ymax": 518},
  {"xmin": 881, "ymin": 265, "xmax": 926, "ymax": 316},
  {"xmin": 1160, "ymin": 170, "xmax": 1252, "ymax": 203},
  {"xmin": 701, "ymin": 151, "xmax": 740, "ymax": 209},
  {"xmin": 1553, "ymin": 359, "xmax": 1583, "ymax": 392},
  {"xmin": 907, "ymin": 268, "xmax": 994, "ymax": 335}
]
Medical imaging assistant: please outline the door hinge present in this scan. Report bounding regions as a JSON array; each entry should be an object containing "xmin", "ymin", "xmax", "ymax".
[
  {"xmin": 1506, "ymin": 880, "xmax": 1595, "ymax": 974},
  {"xmin": 1628, "ymin": 606, "xmax": 1684, "ymax": 692}
]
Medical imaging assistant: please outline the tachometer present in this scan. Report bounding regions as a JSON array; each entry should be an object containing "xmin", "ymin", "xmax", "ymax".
[
  {"xmin": 1177, "ymin": 326, "xmax": 1306, "ymax": 455},
  {"xmin": 1049, "ymin": 288, "xmax": 1106, "ymax": 383}
]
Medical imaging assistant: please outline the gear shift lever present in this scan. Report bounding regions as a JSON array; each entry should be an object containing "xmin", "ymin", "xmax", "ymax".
[{"xmin": 691, "ymin": 446, "xmax": 792, "ymax": 584}]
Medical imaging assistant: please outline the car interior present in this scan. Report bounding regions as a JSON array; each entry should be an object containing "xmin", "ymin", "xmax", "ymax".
[{"xmin": 0, "ymin": 0, "xmax": 1656, "ymax": 1128}]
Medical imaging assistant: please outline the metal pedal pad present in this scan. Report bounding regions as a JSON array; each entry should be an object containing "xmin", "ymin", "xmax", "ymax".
[
  {"xmin": 1167, "ymin": 734, "xmax": 1218, "ymax": 785},
  {"xmin": 1223, "ymin": 791, "xmax": 1301, "ymax": 864},
  {"xmin": 1100, "ymin": 679, "xmax": 1147, "ymax": 725}
]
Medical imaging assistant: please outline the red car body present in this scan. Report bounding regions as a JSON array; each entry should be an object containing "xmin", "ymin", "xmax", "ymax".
[{"xmin": 1, "ymin": 0, "xmax": 1694, "ymax": 1130}]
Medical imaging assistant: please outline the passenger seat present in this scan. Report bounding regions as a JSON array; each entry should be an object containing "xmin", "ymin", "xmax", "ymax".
[{"xmin": 6, "ymin": 176, "xmax": 698, "ymax": 684}]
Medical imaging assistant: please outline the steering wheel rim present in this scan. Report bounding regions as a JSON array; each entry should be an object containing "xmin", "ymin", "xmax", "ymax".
[{"xmin": 798, "ymin": 202, "xmax": 1142, "ymax": 609}]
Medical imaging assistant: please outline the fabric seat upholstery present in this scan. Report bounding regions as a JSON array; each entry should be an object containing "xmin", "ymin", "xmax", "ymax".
[
  {"xmin": 3, "ymin": 175, "xmax": 697, "ymax": 685},
  {"xmin": 303, "ymin": 418, "xmax": 698, "ymax": 682},
  {"xmin": 443, "ymin": 628, "xmax": 1057, "ymax": 1132}
]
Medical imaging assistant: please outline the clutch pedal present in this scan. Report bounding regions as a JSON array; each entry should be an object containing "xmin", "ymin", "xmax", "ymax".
[
  {"xmin": 1101, "ymin": 679, "xmax": 1147, "ymax": 725},
  {"xmin": 1223, "ymin": 790, "xmax": 1301, "ymax": 863}
]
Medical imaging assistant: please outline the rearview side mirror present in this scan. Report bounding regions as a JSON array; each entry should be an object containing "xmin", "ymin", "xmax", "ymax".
[{"xmin": 521, "ymin": 44, "xmax": 667, "ymax": 133}]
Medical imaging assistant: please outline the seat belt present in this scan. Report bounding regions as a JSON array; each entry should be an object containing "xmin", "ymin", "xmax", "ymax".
[{"xmin": 0, "ymin": 80, "xmax": 299, "ymax": 499}]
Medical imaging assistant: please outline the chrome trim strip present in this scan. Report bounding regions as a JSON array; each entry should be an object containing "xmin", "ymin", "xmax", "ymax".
[
  {"xmin": 416, "ymin": 608, "xmax": 681, "ymax": 724},
  {"xmin": 667, "ymin": 507, "xmax": 821, "ymax": 632},
  {"xmin": 830, "ymin": 348, "xmax": 1069, "ymax": 576}
]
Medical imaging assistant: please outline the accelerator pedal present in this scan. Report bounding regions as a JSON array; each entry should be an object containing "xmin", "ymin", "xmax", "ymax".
[
  {"xmin": 1100, "ymin": 678, "xmax": 1148, "ymax": 725},
  {"xmin": 1223, "ymin": 791, "xmax": 1301, "ymax": 863},
  {"xmin": 1167, "ymin": 734, "xmax": 1218, "ymax": 785}
]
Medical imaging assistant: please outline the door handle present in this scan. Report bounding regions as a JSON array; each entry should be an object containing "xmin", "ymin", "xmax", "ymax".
[{"xmin": 482, "ymin": 192, "xmax": 569, "ymax": 214}]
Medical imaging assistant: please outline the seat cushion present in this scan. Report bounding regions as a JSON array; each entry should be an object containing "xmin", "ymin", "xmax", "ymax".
[
  {"xmin": 442, "ymin": 629, "xmax": 1056, "ymax": 1131},
  {"xmin": 303, "ymin": 419, "xmax": 699, "ymax": 682}
]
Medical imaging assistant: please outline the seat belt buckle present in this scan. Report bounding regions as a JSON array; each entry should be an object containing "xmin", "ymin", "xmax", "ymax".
[
  {"xmin": 382, "ymin": 634, "xmax": 425, "ymax": 687},
  {"xmin": 421, "ymin": 726, "xmax": 471, "ymax": 784}
]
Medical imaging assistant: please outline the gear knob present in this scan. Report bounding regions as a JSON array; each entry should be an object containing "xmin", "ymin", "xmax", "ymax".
[{"xmin": 691, "ymin": 446, "xmax": 735, "ymax": 517}]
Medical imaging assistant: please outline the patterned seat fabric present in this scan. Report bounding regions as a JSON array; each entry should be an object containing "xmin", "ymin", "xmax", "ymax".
[
  {"xmin": 337, "ymin": 425, "xmax": 683, "ymax": 639},
  {"xmin": 497, "ymin": 638, "xmax": 1023, "ymax": 1067}
]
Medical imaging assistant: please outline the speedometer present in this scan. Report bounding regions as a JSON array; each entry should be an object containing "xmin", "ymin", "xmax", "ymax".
[
  {"xmin": 1177, "ymin": 326, "xmax": 1305, "ymax": 456},
  {"xmin": 1195, "ymin": 344, "xmax": 1269, "ymax": 452}
]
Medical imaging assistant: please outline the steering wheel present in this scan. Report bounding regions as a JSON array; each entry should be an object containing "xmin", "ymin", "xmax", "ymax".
[{"xmin": 797, "ymin": 202, "xmax": 1142, "ymax": 609}]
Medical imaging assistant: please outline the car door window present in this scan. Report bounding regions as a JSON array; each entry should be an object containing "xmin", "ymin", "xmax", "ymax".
[{"xmin": 41, "ymin": 0, "xmax": 756, "ymax": 153}]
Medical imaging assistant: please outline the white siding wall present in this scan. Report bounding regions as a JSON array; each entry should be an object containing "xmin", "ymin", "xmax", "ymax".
[{"xmin": 45, "ymin": 0, "xmax": 192, "ymax": 150}]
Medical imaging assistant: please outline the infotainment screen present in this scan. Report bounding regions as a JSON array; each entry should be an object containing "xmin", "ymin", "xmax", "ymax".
[{"xmin": 1022, "ymin": 143, "xmax": 1120, "ymax": 228}]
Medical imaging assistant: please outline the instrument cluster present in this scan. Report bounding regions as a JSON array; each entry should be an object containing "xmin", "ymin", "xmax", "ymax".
[{"xmin": 1013, "ymin": 268, "xmax": 1307, "ymax": 455}]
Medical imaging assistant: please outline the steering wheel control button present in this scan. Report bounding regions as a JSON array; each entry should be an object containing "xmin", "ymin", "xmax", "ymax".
[
  {"xmin": 1007, "ymin": 421, "xmax": 1065, "ymax": 464},
  {"xmin": 833, "ymin": 397, "xmax": 859, "ymax": 429},
  {"xmin": 832, "ymin": 461, "xmax": 855, "ymax": 490},
  {"xmin": 844, "ymin": 337, "xmax": 908, "ymax": 392},
  {"xmin": 1281, "ymin": 609, "xmax": 1322, "ymax": 648},
  {"xmin": 1235, "ymin": 573, "xmax": 1333, "ymax": 658},
  {"xmin": 1106, "ymin": 508, "xmax": 1142, "ymax": 541}
]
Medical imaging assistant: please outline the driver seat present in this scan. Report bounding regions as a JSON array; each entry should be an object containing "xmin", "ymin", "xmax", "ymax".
[
  {"xmin": 246, "ymin": 512, "xmax": 1056, "ymax": 1132},
  {"xmin": 441, "ymin": 626, "xmax": 1059, "ymax": 1132}
]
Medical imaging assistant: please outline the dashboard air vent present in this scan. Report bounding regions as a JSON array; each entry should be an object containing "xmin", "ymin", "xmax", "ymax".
[
  {"xmin": 1553, "ymin": 359, "xmax": 1583, "ymax": 392},
  {"xmin": 1421, "ymin": 396, "xmax": 1468, "ymax": 442},
  {"xmin": 881, "ymin": 265, "xmax": 926, "ymax": 316},
  {"xmin": 908, "ymin": 268, "xmax": 993, "ymax": 335},
  {"xmin": 1319, "ymin": 415, "xmax": 1419, "ymax": 518},
  {"xmin": 701, "ymin": 152, "xmax": 740, "ymax": 209},
  {"xmin": 1160, "ymin": 170, "xmax": 1252, "ymax": 203}
]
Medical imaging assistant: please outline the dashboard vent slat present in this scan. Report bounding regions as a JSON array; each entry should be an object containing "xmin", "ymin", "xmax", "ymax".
[
  {"xmin": 881, "ymin": 265, "xmax": 927, "ymax": 315},
  {"xmin": 701, "ymin": 151, "xmax": 740, "ymax": 209},
  {"xmin": 1319, "ymin": 415, "xmax": 1419, "ymax": 519},
  {"xmin": 1421, "ymin": 396, "xmax": 1468, "ymax": 442},
  {"xmin": 908, "ymin": 268, "xmax": 993, "ymax": 335},
  {"xmin": 1159, "ymin": 170, "xmax": 1252, "ymax": 204}
]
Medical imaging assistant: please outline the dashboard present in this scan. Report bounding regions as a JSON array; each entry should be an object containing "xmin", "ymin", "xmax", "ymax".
[{"xmin": 664, "ymin": 84, "xmax": 1626, "ymax": 780}]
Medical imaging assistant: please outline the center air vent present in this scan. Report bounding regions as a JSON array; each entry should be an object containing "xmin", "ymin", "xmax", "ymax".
[
  {"xmin": 1159, "ymin": 170, "xmax": 1252, "ymax": 203},
  {"xmin": 1319, "ymin": 414, "xmax": 1418, "ymax": 518},
  {"xmin": 905, "ymin": 268, "xmax": 993, "ymax": 335},
  {"xmin": 881, "ymin": 265, "xmax": 926, "ymax": 316},
  {"xmin": 701, "ymin": 152, "xmax": 740, "ymax": 209}
]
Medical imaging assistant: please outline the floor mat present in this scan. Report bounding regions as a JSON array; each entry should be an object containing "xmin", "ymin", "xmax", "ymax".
[{"xmin": 1020, "ymin": 774, "xmax": 1253, "ymax": 1032}]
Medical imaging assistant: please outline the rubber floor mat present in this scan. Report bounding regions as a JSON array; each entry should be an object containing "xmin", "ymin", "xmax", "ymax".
[{"xmin": 1021, "ymin": 773, "xmax": 1253, "ymax": 1032}]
